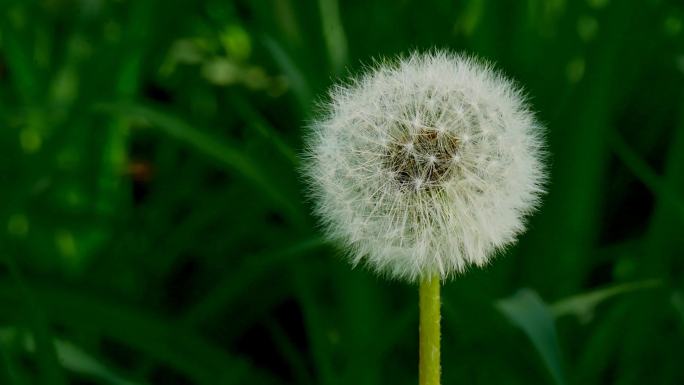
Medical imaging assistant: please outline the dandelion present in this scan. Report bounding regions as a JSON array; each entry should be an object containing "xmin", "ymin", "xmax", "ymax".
[{"xmin": 303, "ymin": 50, "xmax": 546, "ymax": 385}]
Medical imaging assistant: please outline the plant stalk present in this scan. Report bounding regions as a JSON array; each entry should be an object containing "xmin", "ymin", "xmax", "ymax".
[{"xmin": 419, "ymin": 275, "xmax": 441, "ymax": 385}]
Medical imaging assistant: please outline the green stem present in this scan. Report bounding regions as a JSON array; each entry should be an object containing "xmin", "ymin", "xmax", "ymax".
[{"xmin": 419, "ymin": 275, "xmax": 441, "ymax": 385}]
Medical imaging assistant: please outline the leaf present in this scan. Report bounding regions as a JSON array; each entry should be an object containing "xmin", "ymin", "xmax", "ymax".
[
  {"xmin": 497, "ymin": 282, "xmax": 661, "ymax": 385},
  {"xmin": 496, "ymin": 289, "xmax": 566, "ymax": 385},
  {"xmin": 549, "ymin": 279, "xmax": 661, "ymax": 321}
]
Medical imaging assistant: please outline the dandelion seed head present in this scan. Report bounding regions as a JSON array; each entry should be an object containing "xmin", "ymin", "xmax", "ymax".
[{"xmin": 303, "ymin": 50, "xmax": 547, "ymax": 282}]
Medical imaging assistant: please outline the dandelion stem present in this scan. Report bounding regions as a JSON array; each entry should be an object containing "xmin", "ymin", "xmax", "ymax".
[{"xmin": 419, "ymin": 275, "xmax": 441, "ymax": 385}]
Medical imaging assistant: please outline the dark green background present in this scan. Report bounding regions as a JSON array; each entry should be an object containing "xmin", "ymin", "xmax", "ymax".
[{"xmin": 1, "ymin": 0, "xmax": 683, "ymax": 384}]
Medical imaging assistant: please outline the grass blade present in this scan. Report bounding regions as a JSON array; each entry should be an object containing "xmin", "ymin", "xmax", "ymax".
[
  {"xmin": 608, "ymin": 130, "xmax": 684, "ymax": 220},
  {"xmin": 0, "ymin": 329, "xmax": 143, "ymax": 385},
  {"xmin": 54, "ymin": 340, "xmax": 143, "ymax": 385},
  {"xmin": 0, "ymin": 338, "xmax": 21, "ymax": 385},
  {"xmin": 496, "ymin": 289, "xmax": 566, "ymax": 385},
  {"xmin": 264, "ymin": 318, "xmax": 314, "ymax": 385},
  {"xmin": 317, "ymin": 0, "xmax": 348, "ymax": 74},
  {"xmin": 550, "ymin": 280, "xmax": 661, "ymax": 321},
  {"xmin": 291, "ymin": 269, "xmax": 336, "ymax": 385},
  {"xmin": 96, "ymin": 102, "xmax": 304, "ymax": 225},
  {"xmin": 0, "ymin": 17, "xmax": 40, "ymax": 104},
  {"xmin": 182, "ymin": 236, "xmax": 325, "ymax": 325},
  {"xmin": 672, "ymin": 292, "xmax": 684, "ymax": 326},
  {"xmin": 2, "ymin": 254, "xmax": 67, "ymax": 385},
  {"xmin": 0, "ymin": 282, "xmax": 281, "ymax": 385},
  {"xmin": 228, "ymin": 92, "xmax": 299, "ymax": 165},
  {"xmin": 644, "ymin": 99, "xmax": 684, "ymax": 259},
  {"xmin": 263, "ymin": 36, "xmax": 313, "ymax": 113}
]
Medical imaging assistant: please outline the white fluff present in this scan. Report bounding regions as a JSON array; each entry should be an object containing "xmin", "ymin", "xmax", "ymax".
[{"xmin": 303, "ymin": 51, "xmax": 546, "ymax": 282}]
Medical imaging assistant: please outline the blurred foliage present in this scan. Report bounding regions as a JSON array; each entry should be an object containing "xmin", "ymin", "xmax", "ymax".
[{"xmin": 0, "ymin": 0, "xmax": 683, "ymax": 384}]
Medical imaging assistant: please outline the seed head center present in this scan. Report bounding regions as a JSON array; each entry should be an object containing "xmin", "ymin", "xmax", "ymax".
[{"xmin": 385, "ymin": 128, "xmax": 460, "ymax": 191}]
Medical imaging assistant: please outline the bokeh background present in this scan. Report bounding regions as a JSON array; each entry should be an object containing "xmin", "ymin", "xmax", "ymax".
[{"xmin": 1, "ymin": 0, "xmax": 683, "ymax": 384}]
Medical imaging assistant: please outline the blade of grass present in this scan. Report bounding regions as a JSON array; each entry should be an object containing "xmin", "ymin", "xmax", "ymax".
[
  {"xmin": 264, "ymin": 318, "xmax": 314, "ymax": 385},
  {"xmin": 182, "ymin": 236, "xmax": 325, "ymax": 325},
  {"xmin": 376, "ymin": 304, "xmax": 416, "ymax": 358},
  {"xmin": 333, "ymin": 269, "xmax": 383, "ymax": 385},
  {"xmin": 263, "ymin": 36, "xmax": 313, "ymax": 113},
  {"xmin": 0, "ymin": 337, "xmax": 21, "ymax": 385},
  {"xmin": 519, "ymin": 0, "xmax": 645, "ymax": 297},
  {"xmin": 0, "ymin": 282, "xmax": 281, "ymax": 385},
  {"xmin": 96, "ymin": 103, "xmax": 266, "ymax": 190},
  {"xmin": 0, "ymin": 329, "xmax": 143, "ymax": 385},
  {"xmin": 644, "ymin": 99, "xmax": 684, "ymax": 266},
  {"xmin": 317, "ymin": 0, "xmax": 348, "ymax": 74},
  {"xmin": 150, "ymin": 186, "xmax": 250, "ymax": 276},
  {"xmin": 549, "ymin": 279, "xmax": 661, "ymax": 320},
  {"xmin": 271, "ymin": 0, "xmax": 303, "ymax": 46},
  {"xmin": 572, "ymin": 300, "xmax": 632, "ymax": 384},
  {"xmin": 95, "ymin": 102, "xmax": 304, "ymax": 226},
  {"xmin": 608, "ymin": 130, "xmax": 684, "ymax": 220},
  {"xmin": 0, "ymin": 16, "xmax": 40, "ymax": 104},
  {"xmin": 227, "ymin": 92, "xmax": 299, "ymax": 165},
  {"xmin": 1, "ymin": 254, "xmax": 67, "ymax": 385},
  {"xmin": 672, "ymin": 292, "xmax": 684, "ymax": 326},
  {"xmin": 496, "ymin": 289, "xmax": 566, "ymax": 385},
  {"xmin": 93, "ymin": 0, "xmax": 158, "ymax": 229},
  {"xmin": 54, "ymin": 340, "xmax": 143, "ymax": 385},
  {"xmin": 291, "ymin": 268, "xmax": 336, "ymax": 385}
]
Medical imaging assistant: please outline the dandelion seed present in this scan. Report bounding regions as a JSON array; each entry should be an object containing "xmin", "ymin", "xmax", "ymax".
[{"xmin": 303, "ymin": 50, "xmax": 546, "ymax": 282}]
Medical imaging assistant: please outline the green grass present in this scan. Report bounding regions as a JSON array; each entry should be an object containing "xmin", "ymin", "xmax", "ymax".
[{"xmin": 1, "ymin": 0, "xmax": 683, "ymax": 384}]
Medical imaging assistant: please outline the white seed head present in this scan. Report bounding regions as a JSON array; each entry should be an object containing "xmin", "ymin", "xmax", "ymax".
[{"xmin": 303, "ymin": 51, "xmax": 546, "ymax": 282}]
